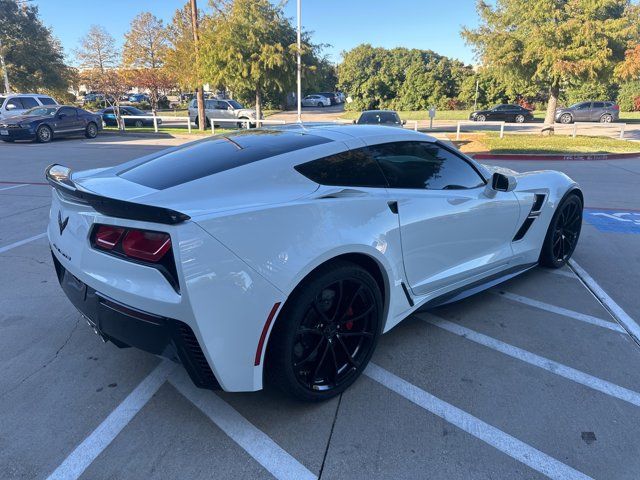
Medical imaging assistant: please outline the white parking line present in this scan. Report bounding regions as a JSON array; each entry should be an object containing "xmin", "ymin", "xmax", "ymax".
[
  {"xmin": 547, "ymin": 268, "xmax": 577, "ymax": 279},
  {"xmin": 170, "ymin": 370, "xmax": 317, "ymax": 480},
  {"xmin": 420, "ymin": 314, "xmax": 640, "ymax": 408},
  {"xmin": 494, "ymin": 291, "xmax": 626, "ymax": 333},
  {"xmin": 0, "ymin": 183, "xmax": 27, "ymax": 192},
  {"xmin": 365, "ymin": 363, "xmax": 593, "ymax": 480},
  {"xmin": 46, "ymin": 361, "xmax": 175, "ymax": 480},
  {"xmin": 569, "ymin": 259, "xmax": 640, "ymax": 343},
  {"xmin": 0, "ymin": 232, "xmax": 47, "ymax": 254}
]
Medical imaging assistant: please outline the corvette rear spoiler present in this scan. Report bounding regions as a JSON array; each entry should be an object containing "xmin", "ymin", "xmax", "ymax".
[{"xmin": 45, "ymin": 164, "xmax": 190, "ymax": 225}]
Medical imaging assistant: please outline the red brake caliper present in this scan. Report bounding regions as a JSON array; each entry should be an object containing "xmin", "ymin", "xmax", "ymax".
[{"xmin": 345, "ymin": 307, "xmax": 354, "ymax": 330}]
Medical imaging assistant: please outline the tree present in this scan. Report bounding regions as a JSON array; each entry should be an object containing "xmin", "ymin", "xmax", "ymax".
[
  {"xmin": 122, "ymin": 12, "xmax": 172, "ymax": 110},
  {"xmin": 199, "ymin": 0, "xmax": 299, "ymax": 120},
  {"xmin": 337, "ymin": 45, "xmax": 472, "ymax": 111},
  {"xmin": 616, "ymin": 44, "xmax": 640, "ymax": 80},
  {"xmin": 462, "ymin": 0, "xmax": 640, "ymax": 133},
  {"xmin": 75, "ymin": 25, "xmax": 119, "ymax": 74},
  {"xmin": 0, "ymin": 0, "xmax": 73, "ymax": 95}
]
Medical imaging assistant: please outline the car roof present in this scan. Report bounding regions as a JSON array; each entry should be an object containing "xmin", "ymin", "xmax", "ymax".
[
  {"xmin": 3, "ymin": 93, "xmax": 54, "ymax": 98},
  {"xmin": 267, "ymin": 123, "xmax": 434, "ymax": 142}
]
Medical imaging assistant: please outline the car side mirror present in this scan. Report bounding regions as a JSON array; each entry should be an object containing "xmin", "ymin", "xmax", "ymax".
[
  {"xmin": 402, "ymin": 120, "xmax": 407, "ymax": 125},
  {"xmin": 491, "ymin": 172, "xmax": 517, "ymax": 192}
]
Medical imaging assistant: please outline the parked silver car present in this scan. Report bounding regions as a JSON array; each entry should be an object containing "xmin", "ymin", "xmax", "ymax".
[
  {"xmin": 301, "ymin": 94, "xmax": 331, "ymax": 108},
  {"xmin": 188, "ymin": 98, "xmax": 259, "ymax": 128},
  {"xmin": 0, "ymin": 93, "xmax": 58, "ymax": 120},
  {"xmin": 555, "ymin": 101, "xmax": 620, "ymax": 124}
]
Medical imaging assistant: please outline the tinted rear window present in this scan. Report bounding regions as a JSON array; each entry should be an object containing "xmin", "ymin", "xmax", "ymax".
[
  {"xmin": 119, "ymin": 130, "xmax": 332, "ymax": 190},
  {"xmin": 357, "ymin": 112, "xmax": 401, "ymax": 125},
  {"xmin": 38, "ymin": 97, "xmax": 56, "ymax": 105}
]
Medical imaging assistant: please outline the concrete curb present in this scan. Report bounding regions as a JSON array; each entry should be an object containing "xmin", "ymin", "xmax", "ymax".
[{"xmin": 472, "ymin": 152, "xmax": 640, "ymax": 161}]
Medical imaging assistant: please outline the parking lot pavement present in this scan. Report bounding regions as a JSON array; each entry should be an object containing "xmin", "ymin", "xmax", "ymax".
[{"xmin": 2, "ymin": 139, "xmax": 640, "ymax": 479}]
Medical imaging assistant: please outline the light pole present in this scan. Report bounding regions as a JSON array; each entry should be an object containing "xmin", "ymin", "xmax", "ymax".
[
  {"xmin": 296, "ymin": 0, "xmax": 302, "ymax": 123},
  {"xmin": 473, "ymin": 77, "xmax": 479, "ymax": 111}
]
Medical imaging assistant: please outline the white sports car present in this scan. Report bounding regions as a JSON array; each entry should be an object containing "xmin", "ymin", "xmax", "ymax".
[{"xmin": 46, "ymin": 125, "xmax": 583, "ymax": 401}]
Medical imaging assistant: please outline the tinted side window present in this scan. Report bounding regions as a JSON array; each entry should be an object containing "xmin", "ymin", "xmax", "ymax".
[
  {"xmin": 295, "ymin": 148, "xmax": 388, "ymax": 188},
  {"xmin": 371, "ymin": 142, "xmax": 484, "ymax": 190},
  {"xmin": 59, "ymin": 107, "xmax": 76, "ymax": 117},
  {"xmin": 6, "ymin": 98, "xmax": 24, "ymax": 109},
  {"xmin": 38, "ymin": 97, "xmax": 56, "ymax": 105},
  {"xmin": 593, "ymin": 102, "xmax": 604, "ymax": 108},
  {"xmin": 21, "ymin": 97, "xmax": 39, "ymax": 108}
]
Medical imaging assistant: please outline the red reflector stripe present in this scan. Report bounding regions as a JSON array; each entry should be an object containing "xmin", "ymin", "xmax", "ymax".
[{"xmin": 254, "ymin": 302, "xmax": 281, "ymax": 366}]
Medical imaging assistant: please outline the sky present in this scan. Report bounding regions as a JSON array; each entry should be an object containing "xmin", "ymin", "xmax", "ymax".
[{"xmin": 30, "ymin": 0, "xmax": 481, "ymax": 66}]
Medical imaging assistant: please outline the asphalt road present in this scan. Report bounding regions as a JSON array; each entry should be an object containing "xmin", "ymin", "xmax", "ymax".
[{"xmin": 1, "ymin": 134, "xmax": 640, "ymax": 480}]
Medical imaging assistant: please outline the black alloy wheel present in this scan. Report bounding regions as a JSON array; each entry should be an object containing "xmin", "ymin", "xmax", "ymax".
[
  {"xmin": 85, "ymin": 122, "xmax": 98, "ymax": 138},
  {"xmin": 36, "ymin": 125, "xmax": 52, "ymax": 143},
  {"xmin": 266, "ymin": 261, "xmax": 382, "ymax": 401},
  {"xmin": 540, "ymin": 193, "xmax": 583, "ymax": 268}
]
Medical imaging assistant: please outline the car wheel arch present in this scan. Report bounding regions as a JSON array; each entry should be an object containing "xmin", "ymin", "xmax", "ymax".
[{"xmin": 262, "ymin": 251, "xmax": 392, "ymax": 368}]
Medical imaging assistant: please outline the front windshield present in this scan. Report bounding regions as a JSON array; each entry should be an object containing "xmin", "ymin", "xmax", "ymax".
[
  {"xmin": 227, "ymin": 100, "xmax": 243, "ymax": 109},
  {"xmin": 24, "ymin": 107, "xmax": 58, "ymax": 116}
]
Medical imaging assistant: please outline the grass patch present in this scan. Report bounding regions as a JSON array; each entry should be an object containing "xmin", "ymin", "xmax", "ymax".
[{"xmin": 450, "ymin": 131, "xmax": 640, "ymax": 155}]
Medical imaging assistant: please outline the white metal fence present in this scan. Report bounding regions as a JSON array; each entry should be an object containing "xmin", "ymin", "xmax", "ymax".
[
  {"xmin": 109, "ymin": 113, "xmax": 286, "ymax": 134},
  {"xmin": 456, "ymin": 120, "xmax": 627, "ymax": 140},
  {"xmin": 456, "ymin": 121, "xmax": 505, "ymax": 140}
]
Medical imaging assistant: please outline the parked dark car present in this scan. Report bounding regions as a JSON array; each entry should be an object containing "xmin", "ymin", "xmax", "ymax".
[
  {"xmin": 128, "ymin": 93, "xmax": 150, "ymax": 103},
  {"xmin": 318, "ymin": 92, "xmax": 338, "ymax": 105},
  {"xmin": 555, "ymin": 101, "xmax": 619, "ymax": 124},
  {"xmin": 469, "ymin": 104, "xmax": 534, "ymax": 123},
  {"xmin": 98, "ymin": 106, "xmax": 161, "ymax": 127},
  {"xmin": 0, "ymin": 105, "xmax": 102, "ymax": 143},
  {"xmin": 356, "ymin": 110, "xmax": 405, "ymax": 127}
]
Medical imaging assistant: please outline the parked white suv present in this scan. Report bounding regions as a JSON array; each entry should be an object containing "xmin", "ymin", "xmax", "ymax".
[
  {"xmin": 188, "ymin": 98, "xmax": 259, "ymax": 128},
  {"xmin": 0, "ymin": 93, "xmax": 58, "ymax": 120}
]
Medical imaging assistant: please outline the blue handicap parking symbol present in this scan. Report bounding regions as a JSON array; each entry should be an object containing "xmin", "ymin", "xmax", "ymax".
[{"xmin": 584, "ymin": 208, "xmax": 640, "ymax": 234}]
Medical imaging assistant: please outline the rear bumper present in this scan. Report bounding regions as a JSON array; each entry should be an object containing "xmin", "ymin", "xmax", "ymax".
[{"xmin": 52, "ymin": 250, "xmax": 220, "ymax": 390}]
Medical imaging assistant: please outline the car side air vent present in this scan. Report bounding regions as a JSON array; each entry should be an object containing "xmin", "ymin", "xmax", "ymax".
[
  {"xmin": 512, "ymin": 193, "xmax": 546, "ymax": 242},
  {"xmin": 532, "ymin": 194, "xmax": 546, "ymax": 213}
]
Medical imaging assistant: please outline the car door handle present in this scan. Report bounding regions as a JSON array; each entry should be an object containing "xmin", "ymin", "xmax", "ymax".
[{"xmin": 316, "ymin": 188, "xmax": 369, "ymax": 199}]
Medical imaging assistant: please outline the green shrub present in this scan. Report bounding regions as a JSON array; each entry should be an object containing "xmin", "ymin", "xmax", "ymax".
[{"xmin": 617, "ymin": 81, "xmax": 640, "ymax": 111}]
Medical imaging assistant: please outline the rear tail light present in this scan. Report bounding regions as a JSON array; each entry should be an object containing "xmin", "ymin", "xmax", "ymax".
[
  {"xmin": 94, "ymin": 225, "xmax": 125, "ymax": 250},
  {"xmin": 92, "ymin": 225, "xmax": 171, "ymax": 263},
  {"xmin": 613, "ymin": 104, "xmax": 620, "ymax": 110},
  {"xmin": 90, "ymin": 224, "xmax": 179, "ymax": 292},
  {"xmin": 122, "ymin": 229, "xmax": 171, "ymax": 262}
]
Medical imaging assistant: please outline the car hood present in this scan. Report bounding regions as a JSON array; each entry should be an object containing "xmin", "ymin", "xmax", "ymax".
[{"xmin": 2, "ymin": 114, "xmax": 54, "ymax": 124}]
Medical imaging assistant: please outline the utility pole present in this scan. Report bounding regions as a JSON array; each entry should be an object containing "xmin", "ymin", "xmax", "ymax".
[
  {"xmin": 296, "ymin": 0, "xmax": 302, "ymax": 123},
  {"xmin": 0, "ymin": 38, "xmax": 10, "ymax": 94},
  {"xmin": 190, "ymin": 0, "xmax": 206, "ymax": 132}
]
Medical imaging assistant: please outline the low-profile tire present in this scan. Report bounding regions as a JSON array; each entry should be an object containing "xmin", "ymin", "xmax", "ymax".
[
  {"xmin": 84, "ymin": 122, "xmax": 98, "ymax": 138},
  {"xmin": 134, "ymin": 120, "xmax": 144, "ymax": 128},
  {"xmin": 515, "ymin": 114, "xmax": 525, "ymax": 123},
  {"xmin": 560, "ymin": 113, "xmax": 573, "ymax": 124},
  {"xmin": 266, "ymin": 260, "xmax": 383, "ymax": 402},
  {"xmin": 539, "ymin": 192, "xmax": 583, "ymax": 268},
  {"xmin": 476, "ymin": 114, "xmax": 486, "ymax": 122},
  {"xmin": 600, "ymin": 114, "xmax": 613, "ymax": 123},
  {"xmin": 36, "ymin": 125, "xmax": 52, "ymax": 143}
]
